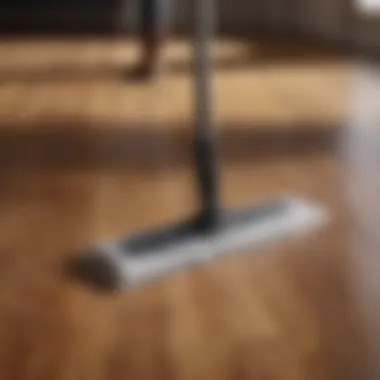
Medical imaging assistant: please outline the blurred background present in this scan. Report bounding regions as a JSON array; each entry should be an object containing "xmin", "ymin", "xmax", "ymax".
[{"xmin": 0, "ymin": 0, "xmax": 380, "ymax": 379}]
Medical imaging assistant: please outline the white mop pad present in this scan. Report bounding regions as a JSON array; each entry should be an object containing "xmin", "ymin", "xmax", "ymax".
[{"xmin": 93, "ymin": 195, "xmax": 327, "ymax": 287}]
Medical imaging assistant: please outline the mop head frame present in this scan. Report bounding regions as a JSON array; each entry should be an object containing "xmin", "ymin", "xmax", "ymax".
[{"xmin": 69, "ymin": 195, "xmax": 328, "ymax": 291}]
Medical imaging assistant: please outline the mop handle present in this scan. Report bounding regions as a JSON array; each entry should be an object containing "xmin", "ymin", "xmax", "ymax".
[
  {"xmin": 194, "ymin": 0, "xmax": 220, "ymax": 225},
  {"xmin": 194, "ymin": 0, "xmax": 215, "ymax": 138}
]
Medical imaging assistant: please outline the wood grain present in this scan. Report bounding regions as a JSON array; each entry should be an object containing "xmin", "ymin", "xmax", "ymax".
[{"xmin": 0, "ymin": 37, "xmax": 377, "ymax": 380}]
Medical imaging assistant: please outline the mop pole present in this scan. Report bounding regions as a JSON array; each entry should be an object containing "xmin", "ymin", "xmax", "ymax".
[{"xmin": 193, "ymin": 0, "xmax": 221, "ymax": 229}]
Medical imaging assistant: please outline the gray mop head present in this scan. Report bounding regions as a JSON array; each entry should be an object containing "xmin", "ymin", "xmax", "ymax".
[{"xmin": 68, "ymin": 195, "xmax": 327, "ymax": 291}]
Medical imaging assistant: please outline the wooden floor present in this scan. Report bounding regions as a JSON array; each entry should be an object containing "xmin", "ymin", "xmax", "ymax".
[
  {"xmin": 0, "ymin": 37, "xmax": 379, "ymax": 379},
  {"xmin": 0, "ymin": 37, "xmax": 350, "ymax": 127}
]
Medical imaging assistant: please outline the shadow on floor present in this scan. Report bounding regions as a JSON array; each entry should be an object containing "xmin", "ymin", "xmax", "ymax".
[
  {"xmin": 246, "ymin": 37, "xmax": 352, "ymax": 66},
  {"xmin": 0, "ymin": 119, "xmax": 341, "ymax": 172}
]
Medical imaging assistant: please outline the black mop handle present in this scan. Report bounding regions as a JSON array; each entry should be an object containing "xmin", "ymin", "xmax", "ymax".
[{"xmin": 194, "ymin": 0, "xmax": 220, "ymax": 228}]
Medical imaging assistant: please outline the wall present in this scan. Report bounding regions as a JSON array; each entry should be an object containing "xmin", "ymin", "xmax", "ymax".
[
  {"xmin": 119, "ymin": 0, "xmax": 354, "ymax": 37},
  {"xmin": 294, "ymin": 0, "xmax": 353, "ymax": 42},
  {"xmin": 116, "ymin": 0, "xmax": 296, "ymax": 34},
  {"xmin": 0, "ymin": 0, "xmax": 296, "ymax": 34},
  {"xmin": 354, "ymin": 5, "xmax": 380, "ymax": 50},
  {"xmin": 3, "ymin": 0, "xmax": 380, "ymax": 53},
  {"xmin": 171, "ymin": 0, "xmax": 293, "ymax": 32},
  {"xmin": 294, "ymin": 0, "xmax": 380, "ymax": 52}
]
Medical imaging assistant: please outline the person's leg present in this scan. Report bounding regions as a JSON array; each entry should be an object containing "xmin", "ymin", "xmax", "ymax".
[{"xmin": 131, "ymin": 0, "xmax": 171, "ymax": 80}]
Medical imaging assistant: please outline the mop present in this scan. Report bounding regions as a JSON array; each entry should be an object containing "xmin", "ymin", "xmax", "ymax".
[{"xmin": 67, "ymin": 0, "xmax": 328, "ymax": 291}]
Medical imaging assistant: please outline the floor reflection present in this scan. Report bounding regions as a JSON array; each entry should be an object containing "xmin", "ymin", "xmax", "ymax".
[{"xmin": 342, "ymin": 62, "xmax": 380, "ymax": 379}]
